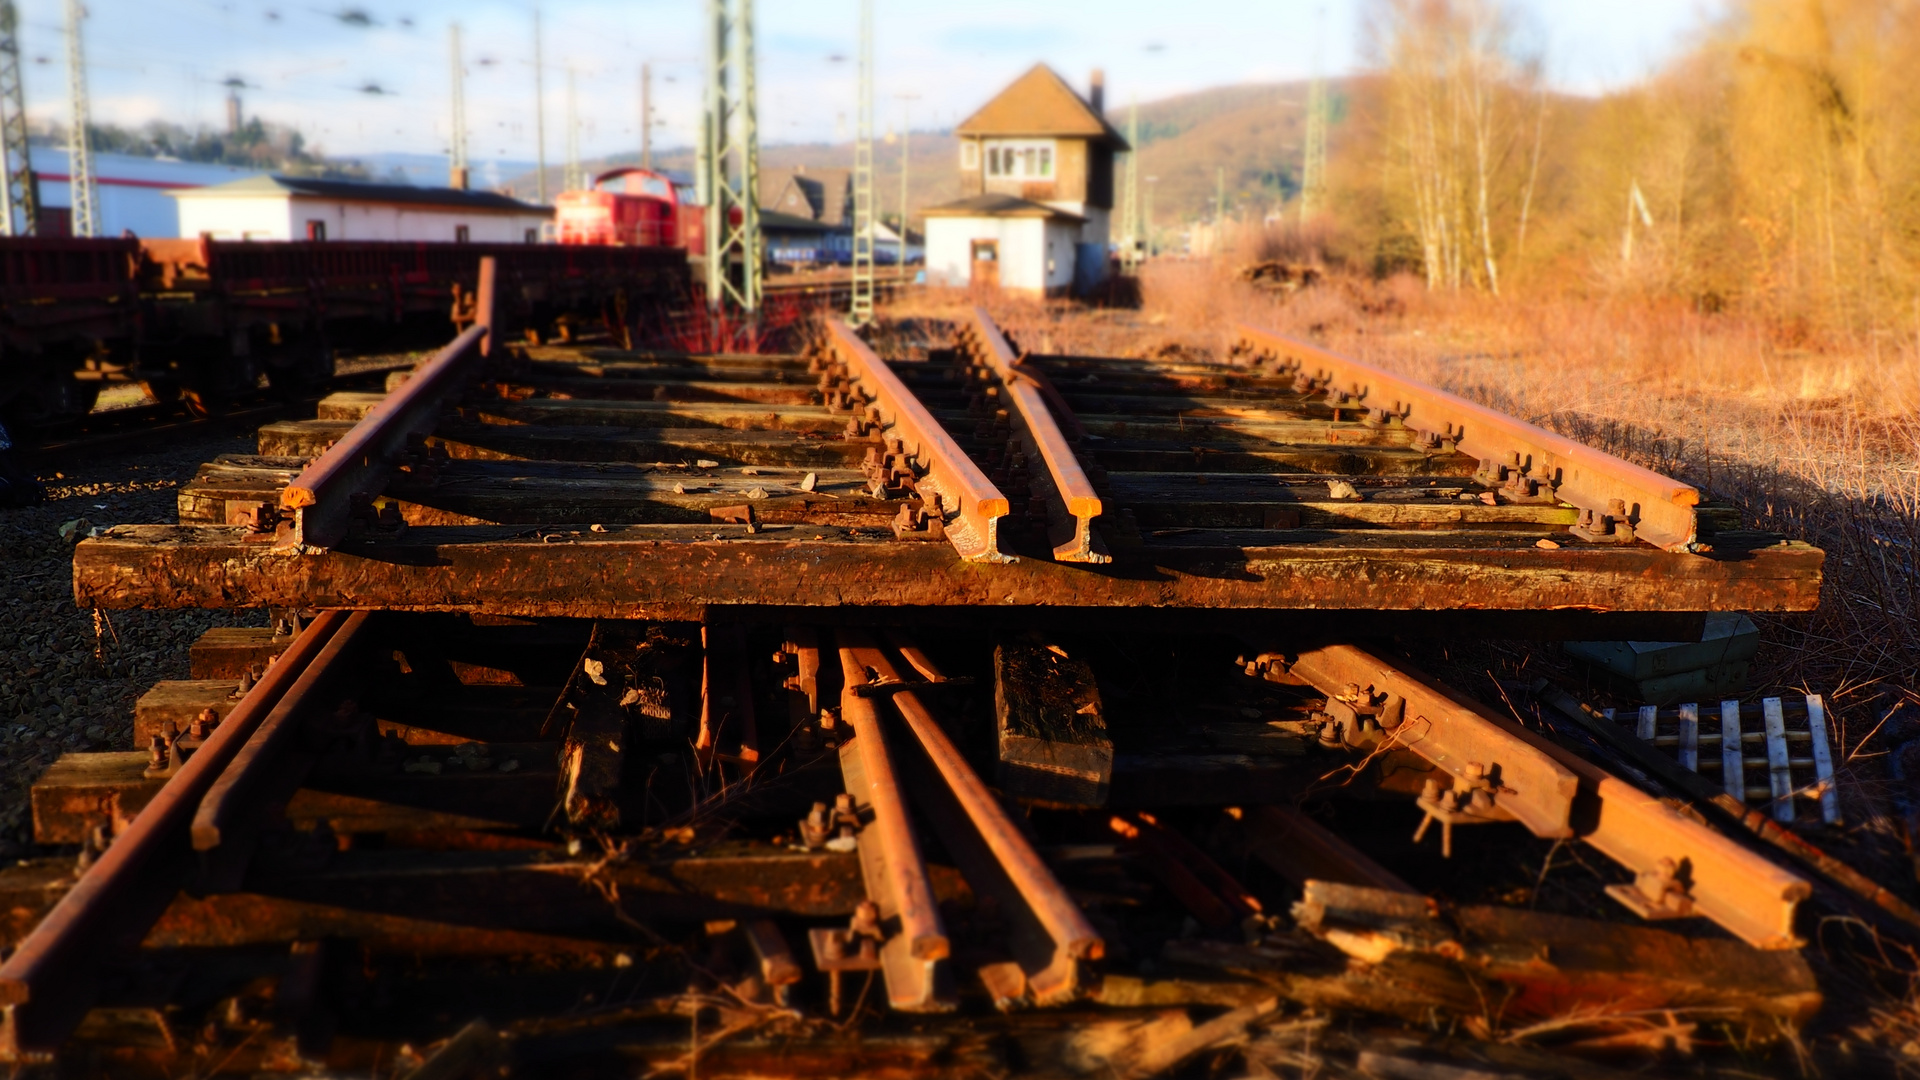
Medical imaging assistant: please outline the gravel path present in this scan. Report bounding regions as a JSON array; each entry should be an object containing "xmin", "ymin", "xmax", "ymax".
[{"xmin": 0, "ymin": 429, "xmax": 264, "ymax": 858}]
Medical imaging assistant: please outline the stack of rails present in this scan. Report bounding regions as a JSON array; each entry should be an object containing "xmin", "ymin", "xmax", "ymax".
[{"xmin": 1, "ymin": 294, "xmax": 1839, "ymax": 1073}]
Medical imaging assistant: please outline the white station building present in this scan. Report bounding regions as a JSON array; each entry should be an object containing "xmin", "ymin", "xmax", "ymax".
[
  {"xmin": 171, "ymin": 175, "xmax": 551, "ymax": 243},
  {"xmin": 923, "ymin": 65, "xmax": 1127, "ymax": 297},
  {"xmin": 22, "ymin": 148, "xmax": 260, "ymax": 237}
]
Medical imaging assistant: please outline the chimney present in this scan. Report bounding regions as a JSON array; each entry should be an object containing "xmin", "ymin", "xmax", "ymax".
[
  {"xmin": 450, "ymin": 166, "xmax": 470, "ymax": 191},
  {"xmin": 1090, "ymin": 69, "xmax": 1105, "ymax": 116}
]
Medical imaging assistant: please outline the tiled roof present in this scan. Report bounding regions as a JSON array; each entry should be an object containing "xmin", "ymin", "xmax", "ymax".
[
  {"xmin": 922, "ymin": 193, "xmax": 1086, "ymax": 222},
  {"xmin": 954, "ymin": 64, "xmax": 1128, "ymax": 149},
  {"xmin": 171, "ymin": 174, "xmax": 547, "ymax": 213},
  {"xmin": 758, "ymin": 168, "xmax": 854, "ymax": 226}
]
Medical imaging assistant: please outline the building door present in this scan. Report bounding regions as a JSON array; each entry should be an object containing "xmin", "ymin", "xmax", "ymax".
[{"xmin": 970, "ymin": 240, "xmax": 999, "ymax": 289}]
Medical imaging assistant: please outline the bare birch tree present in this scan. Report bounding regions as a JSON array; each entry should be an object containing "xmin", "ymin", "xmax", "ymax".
[{"xmin": 1375, "ymin": 0, "xmax": 1534, "ymax": 292}]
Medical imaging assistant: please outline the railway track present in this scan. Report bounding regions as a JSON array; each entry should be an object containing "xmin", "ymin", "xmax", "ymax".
[
  {"xmin": 11, "ymin": 271, "xmax": 889, "ymax": 463},
  {"xmin": 0, "ymin": 286, "xmax": 1877, "ymax": 1076}
]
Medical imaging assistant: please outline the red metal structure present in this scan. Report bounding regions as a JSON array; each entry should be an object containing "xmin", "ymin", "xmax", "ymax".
[{"xmin": 555, "ymin": 168, "xmax": 705, "ymax": 251}]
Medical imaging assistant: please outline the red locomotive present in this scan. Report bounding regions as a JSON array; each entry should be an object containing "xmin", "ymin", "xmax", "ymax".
[{"xmin": 555, "ymin": 168, "xmax": 707, "ymax": 250}]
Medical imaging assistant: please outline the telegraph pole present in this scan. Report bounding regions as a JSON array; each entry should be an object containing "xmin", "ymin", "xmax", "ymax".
[
  {"xmin": 0, "ymin": 0, "xmax": 38, "ymax": 235},
  {"xmin": 563, "ymin": 66, "xmax": 582, "ymax": 192},
  {"xmin": 894, "ymin": 92, "xmax": 918, "ymax": 271},
  {"xmin": 703, "ymin": 0, "xmax": 760, "ymax": 313},
  {"xmin": 63, "ymin": 0, "xmax": 96, "ymax": 237},
  {"xmin": 640, "ymin": 61, "xmax": 652, "ymax": 169},
  {"xmin": 449, "ymin": 23, "xmax": 468, "ymax": 189},
  {"xmin": 848, "ymin": 0, "xmax": 875, "ymax": 327},
  {"xmin": 533, "ymin": 8, "xmax": 547, "ymax": 204},
  {"xmin": 1144, "ymin": 175, "xmax": 1157, "ymax": 258}
]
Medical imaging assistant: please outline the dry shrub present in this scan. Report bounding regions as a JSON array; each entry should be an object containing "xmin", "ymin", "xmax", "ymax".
[{"xmin": 1234, "ymin": 217, "xmax": 1341, "ymax": 269}]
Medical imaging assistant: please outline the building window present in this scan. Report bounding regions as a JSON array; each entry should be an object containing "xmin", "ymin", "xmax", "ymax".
[
  {"xmin": 305, "ymin": 220, "xmax": 327, "ymax": 241},
  {"xmin": 525, "ymin": 228, "xmax": 539, "ymax": 243},
  {"xmin": 984, "ymin": 140, "xmax": 1054, "ymax": 180},
  {"xmin": 455, "ymin": 225, "xmax": 471, "ymax": 243},
  {"xmin": 960, "ymin": 141, "xmax": 978, "ymax": 170}
]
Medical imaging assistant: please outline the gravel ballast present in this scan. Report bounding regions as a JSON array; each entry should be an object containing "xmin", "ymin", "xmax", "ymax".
[{"xmin": 0, "ymin": 429, "xmax": 264, "ymax": 858}]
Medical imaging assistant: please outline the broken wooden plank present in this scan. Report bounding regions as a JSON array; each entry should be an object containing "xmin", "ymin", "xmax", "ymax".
[
  {"xmin": 259, "ymin": 419, "xmax": 875, "ymax": 469},
  {"xmin": 187, "ymin": 627, "xmax": 290, "ymax": 679},
  {"xmin": 995, "ymin": 636, "xmax": 1111, "ymax": 807},
  {"xmin": 1806, "ymin": 694, "xmax": 1838, "ymax": 824},
  {"xmin": 1763, "ymin": 697, "xmax": 1795, "ymax": 823},
  {"xmin": 1287, "ymin": 879, "xmax": 1819, "ymax": 1029},
  {"xmin": 1721, "ymin": 700, "xmax": 1746, "ymax": 803},
  {"xmin": 0, "ymin": 844, "xmax": 936, "ymax": 951},
  {"xmin": 547, "ymin": 622, "xmax": 698, "ymax": 826},
  {"xmin": 32, "ymin": 746, "xmax": 558, "ymax": 843}
]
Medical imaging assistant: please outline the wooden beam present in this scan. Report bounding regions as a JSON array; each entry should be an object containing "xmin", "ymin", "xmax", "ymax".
[{"xmin": 73, "ymin": 526, "xmax": 1826, "ymax": 618}]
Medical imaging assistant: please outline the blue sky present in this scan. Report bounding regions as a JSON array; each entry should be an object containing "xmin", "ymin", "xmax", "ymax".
[{"xmin": 17, "ymin": 0, "xmax": 1727, "ymax": 166}]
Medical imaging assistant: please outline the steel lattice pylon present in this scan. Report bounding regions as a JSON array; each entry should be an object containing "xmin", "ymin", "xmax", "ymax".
[
  {"xmin": 703, "ymin": 0, "xmax": 760, "ymax": 313},
  {"xmin": 0, "ymin": 0, "xmax": 36, "ymax": 235},
  {"xmin": 64, "ymin": 0, "xmax": 95, "ymax": 237},
  {"xmin": 847, "ymin": 0, "xmax": 875, "ymax": 327},
  {"xmin": 1118, "ymin": 96, "xmax": 1141, "ymax": 275},
  {"xmin": 1300, "ymin": 73, "xmax": 1327, "ymax": 222}
]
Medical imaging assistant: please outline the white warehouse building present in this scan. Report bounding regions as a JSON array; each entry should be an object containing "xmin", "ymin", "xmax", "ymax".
[
  {"xmin": 171, "ymin": 175, "xmax": 551, "ymax": 243},
  {"xmin": 20, "ymin": 148, "xmax": 260, "ymax": 237}
]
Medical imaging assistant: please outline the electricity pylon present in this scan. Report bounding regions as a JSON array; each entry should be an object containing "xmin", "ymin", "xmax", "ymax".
[
  {"xmin": 0, "ymin": 0, "xmax": 38, "ymax": 235},
  {"xmin": 1300, "ymin": 34, "xmax": 1328, "ymax": 222},
  {"xmin": 848, "ymin": 0, "xmax": 874, "ymax": 327},
  {"xmin": 703, "ymin": 0, "xmax": 760, "ymax": 312},
  {"xmin": 64, "ymin": 0, "xmax": 96, "ymax": 237},
  {"xmin": 449, "ymin": 23, "xmax": 468, "ymax": 189}
]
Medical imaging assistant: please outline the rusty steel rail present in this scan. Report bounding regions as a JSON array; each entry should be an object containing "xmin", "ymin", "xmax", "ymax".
[
  {"xmin": 192, "ymin": 610, "xmax": 378, "ymax": 855},
  {"xmin": 276, "ymin": 258, "xmax": 496, "ymax": 551},
  {"xmin": 0, "ymin": 611, "xmax": 352, "ymax": 1062},
  {"xmin": 1289, "ymin": 645, "xmax": 1809, "ymax": 949},
  {"xmin": 859, "ymin": 630, "xmax": 1102, "ymax": 1002},
  {"xmin": 1290, "ymin": 644, "xmax": 1579, "ymax": 840},
  {"xmin": 825, "ymin": 319, "xmax": 1013, "ymax": 563},
  {"xmin": 960, "ymin": 309, "xmax": 1107, "ymax": 563},
  {"xmin": 1235, "ymin": 325, "xmax": 1702, "ymax": 551},
  {"xmin": 836, "ymin": 633, "xmax": 951, "ymax": 1010}
]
